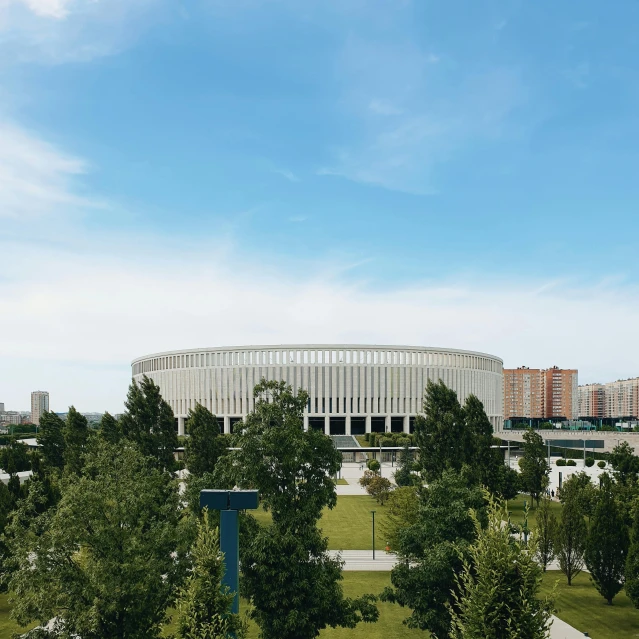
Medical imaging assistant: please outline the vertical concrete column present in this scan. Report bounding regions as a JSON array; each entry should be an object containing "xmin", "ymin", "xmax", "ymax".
[
  {"xmin": 224, "ymin": 416, "xmax": 231, "ymax": 435},
  {"xmin": 303, "ymin": 414, "xmax": 309, "ymax": 432},
  {"xmin": 365, "ymin": 415, "xmax": 372, "ymax": 434},
  {"xmin": 178, "ymin": 416, "xmax": 185, "ymax": 437},
  {"xmin": 324, "ymin": 414, "xmax": 331, "ymax": 436},
  {"xmin": 385, "ymin": 414, "xmax": 391, "ymax": 432},
  {"xmin": 345, "ymin": 414, "xmax": 351, "ymax": 436},
  {"xmin": 403, "ymin": 415, "xmax": 410, "ymax": 433}
]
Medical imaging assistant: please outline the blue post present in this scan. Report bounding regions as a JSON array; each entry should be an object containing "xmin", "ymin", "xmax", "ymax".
[
  {"xmin": 200, "ymin": 489, "xmax": 259, "ymax": 622},
  {"xmin": 220, "ymin": 509, "xmax": 240, "ymax": 614}
]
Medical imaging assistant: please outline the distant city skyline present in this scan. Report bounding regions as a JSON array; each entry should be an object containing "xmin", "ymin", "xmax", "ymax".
[{"xmin": 1, "ymin": 1, "xmax": 639, "ymax": 411}]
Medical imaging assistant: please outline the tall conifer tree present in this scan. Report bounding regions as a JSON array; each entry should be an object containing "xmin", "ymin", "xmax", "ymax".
[{"xmin": 585, "ymin": 474, "xmax": 629, "ymax": 604}]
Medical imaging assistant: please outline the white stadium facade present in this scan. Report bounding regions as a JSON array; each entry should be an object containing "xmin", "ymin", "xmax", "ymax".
[{"xmin": 132, "ymin": 345, "xmax": 504, "ymax": 437}]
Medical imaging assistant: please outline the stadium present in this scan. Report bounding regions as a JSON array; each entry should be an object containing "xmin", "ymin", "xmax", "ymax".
[{"xmin": 132, "ymin": 345, "xmax": 503, "ymax": 436}]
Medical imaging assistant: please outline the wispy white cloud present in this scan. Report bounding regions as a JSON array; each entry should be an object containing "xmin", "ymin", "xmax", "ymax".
[
  {"xmin": 0, "ymin": 121, "xmax": 103, "ymax": 219},
  {"xmin": 0, "ymin": 0, "xmax": 165, "ymax": 63},
  {"xmin": 288, "ymin": 215, "xmax": 306, "ymax": 222},
  {"xmin": 1, "ymin": 226, "xmax": 638, "ymax": 411},
  {"xmin": 273, "ymin": 168, "xmax": 300, "ymax": 182},
  {"xmin": 368, "ymin": 99, "xmax": 403, "ymax": 116},
  {"xmin": 320, "ymin": 36, "xmax": 527, "ymax": 194}
]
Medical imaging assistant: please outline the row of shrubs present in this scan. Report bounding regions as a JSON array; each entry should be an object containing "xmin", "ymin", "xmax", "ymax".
[
  {"xmin": 555, "ymin": 457, "xmax": 606, "ymax": 469},
  {"xmin": 363, "ymin": 432, "xmax": 414, "ymax": 448}
]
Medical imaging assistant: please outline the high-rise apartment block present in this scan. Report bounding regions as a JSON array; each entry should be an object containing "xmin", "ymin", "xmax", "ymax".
[
  {"xmin": 579, "ymin": 378, "xmax": 639, "ymax": 419},
  {"xmin": 0, "ymin": 403, "xmax": 4, "ymax": 412},
  {"xmin": 503, "ymin": 367, "xmax": 542, "ymax": 419},
  {"xmin": 31, "ymin": 391, "xmax": 50, "ymax": 426},
  {"xmin": 503, "ymin": 366, "xmax": 578, "ymax": 420}
]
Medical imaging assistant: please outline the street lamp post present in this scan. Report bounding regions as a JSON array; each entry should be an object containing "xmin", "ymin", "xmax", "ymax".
[{"xmin": 371, "ymin": 510, "xmax": 376, "ymax": 560}]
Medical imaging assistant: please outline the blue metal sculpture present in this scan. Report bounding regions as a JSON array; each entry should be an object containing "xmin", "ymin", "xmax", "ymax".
[{"xmin": 200, "ymin": 489, "xmax": 259, "ymax": 615}]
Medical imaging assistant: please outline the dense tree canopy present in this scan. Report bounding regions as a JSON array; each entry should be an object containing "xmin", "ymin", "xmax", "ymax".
[
  {"xmin": 449, "ymin": 494, "xmax": 554, "ymax": 639},
  {"xmin": 37, "ymin": 411, "xmax": 66, "ymax": 471},
  {"xmin": 382, "ymin": 470, "xmax": 485, "ymax": 637},
  {"xmin": 585, "ymin": 474, "xmax": 629, "ymax": 604},
  {"xmin": 184, "ymin": 404, "xmax": 225, "ymax": 477},
  {"xmin": 7, "ymin": 441, "xmax": 189, "ymax": 639},
  {"xmin": 120, "ymin": 375, "xmax": 178, "ymax": 470},
  {"xmin": 518, "ymin": 429, "xmax": 549, "ymax": 506},
  {"xmin": 63, "ymin": 405, "xmax": 89, "ymax": 475},
  {"xmin": 217, "ymin": 379, "xmax": 378, "ymax": 639}
]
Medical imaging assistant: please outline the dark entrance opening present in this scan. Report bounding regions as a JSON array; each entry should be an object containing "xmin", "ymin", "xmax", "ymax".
[
  {"xmin": 409, "ymin": 417, "xmax": 416, "ymax": 434},
  {"xmin": 308, "ymin": 417, "xmax": 325, "ymax": 431},
  {"xmin": 230, "ymin": 417, "xmax": 242, "ymax": 433},
  {"xmin": 371, "ymin": 417, "xmax": 386, "ymax": 433},
  {"xmin": 391, "ymin": 417, "xmax": 404, "ymax": 433},
  {"xmin": 174, "ymin": 418, "xmax": 179, "ymax": 434},
  {"xmin": 330, "ymin": 417, "xmax": 346, "ymax": 435},
  {"xmin": 350, "ymin": 417, "xmax": 365, "ymax": 435},
  {"xmin": 216, "ymin": 417, "xmax": 225, "ymax": 434}
]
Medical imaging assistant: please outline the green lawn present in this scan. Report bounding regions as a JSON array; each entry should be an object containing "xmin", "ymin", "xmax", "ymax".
[
  {"xmin": 335, "ymin": 478, "xmax": 349, "ymax": 485},
  {"xmin": 252, "ymin": 495, "xmax": 390, "ymax": 551},
  {"xmin": 0, "ymin": 594, "xmax": 36, "ymax": 637},
  {"xmin": 505, "ymin": 494, "xmax": 563, "ymax": 528},
  {"xmin": 164, "ymin": 572, "xmax": 423, "ymax": 638},
  {"xmin": 541, "ymin": 571, "xmax": 639, "ymax": 639}
]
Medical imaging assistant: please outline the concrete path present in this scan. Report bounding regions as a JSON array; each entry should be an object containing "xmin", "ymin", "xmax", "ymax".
[{"xmin": 329, "ymin": 550, "xmax": 397, "ymax": 571}]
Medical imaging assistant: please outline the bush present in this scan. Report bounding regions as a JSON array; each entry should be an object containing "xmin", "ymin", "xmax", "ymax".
[
  {"xmin": 366, "ymin": 475, "xmax": 392, "ymax": 505},
  {"xmin": 380, "ymin": 437, "xmax": 394, "ymax": 448},
  {"xmin": 566, "ymin": 459, "xmax": 576, "ymax": 466},
  {"xmin": 364, "ymin": 433, "xmax": 370, "ymax": 442},
  {"xmin": 359, "ymin": 470, "xmax": 376, "ymax": 488},
  {"xmin": 597, "ymin": 460, "xmax": 606, "ymax": 469},
  {"xmin": 369, "ymin": 433, "xmax": 378, "ymax": 447},
  {"xmin": 366, "ymin": 459, "xmax": 381, "ymax": 473},
  {"xmin": 556, "ymin": 459, "xmax": 566, "ymax": 467},
  {"xmin": 585, "ymin": 457, "xmax": 595, "ymax": 467},
  {"xmin": 396, "ymin": 437, "xmax": 411, "ymax": 447}
]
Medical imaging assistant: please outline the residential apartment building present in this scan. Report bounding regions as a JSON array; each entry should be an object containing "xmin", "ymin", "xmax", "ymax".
[
  {"xmin": 31, "ymin": 391, "xmax": 50, "ymax": 426},
  {"xmin": 503, "ymin": 367, "xmax": 543, "ymax": 419},
  {"xmin": 579, "ymin": 378, "xmax": 639, "ymax": 419},
  {"xmin": 0, "ymin": 403, "xmax": 4, "ymax": 413},
  {"xmin": 543, "ymin": 366, "xmax": 578, "ymax": 420},
  {"xmin": 504, "ymin": 366, "xmax": 578, "ymax": 420},
  {"xmin": 578, "ymin": 383, "xmax": 605, "ymax": 418}
]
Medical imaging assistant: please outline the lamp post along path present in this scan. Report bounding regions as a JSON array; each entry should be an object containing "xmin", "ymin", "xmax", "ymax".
[{"xmin": 200, "ymin": 489, "xmax": 259, "ymax": 615}]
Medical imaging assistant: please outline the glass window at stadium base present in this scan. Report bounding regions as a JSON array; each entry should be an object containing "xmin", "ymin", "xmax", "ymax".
[{"xmin": 131, "ymin": 345, "xmax": 504, "ymax": 437}]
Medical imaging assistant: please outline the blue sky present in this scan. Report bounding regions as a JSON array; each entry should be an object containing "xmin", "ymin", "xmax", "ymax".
[{"xmin": 1, "ymin": 0, "xmax": 638, "ymax": 411}]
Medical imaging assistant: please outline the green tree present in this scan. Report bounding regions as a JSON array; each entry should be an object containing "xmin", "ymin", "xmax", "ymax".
[
  {"xmin": 414, "ymin": 380, "xmax": 466, "ymax": 482},
  {"xmin": 7, "ymin": 440, "xmax": 189, "ymax": 639},
  {"xmin": 381, "ymin": 486, "xmax": 419, "ymax": 552},
  {"xmin": 585, "ymin": 474, "xmax": 630, "ymax": 604},
  {"xmin": 393, "ymin": 442, "xmax": 416, "ymax": 487},
  {"xmin": 37, "ymin": 411, "xmax": 66, "ymax": 471},
  {"xmin": 217, "ymin": 379, "xmax": 378, "ymax": 639},
  {"xmin": 120, "ymin": 375, "xmax": 178, "ymax": 470},
  {"xmin": 366, "ymin": 475, "xmax": 392, "ymax": 505},
  {"xmin": 381, "ymin": 470, "xmax": 485, "ymax": 636},
  {"xmin": 449, "ymin": 494, "xmax": 554, "ymax": 639},
  {"xmin": 0, "ymin": 440, "xmax": 31, "ymax": 473},
  {"xmin": 185, "ymin": 404, "xmax": 224, "ymax": 477},
  {"xmin": 559, "ymin": 472, "xmax": 598, "ymax": 521},
  {"xmin": 518, "ymin": 429, "xmax": 549, "ymax": 507},
  {"xmin": 608, "ymin": 442, "xmax": 639, "ymax": 486},
  {"xmin": 175, "ymin": 510, "xmax": 246, "ymax": 639},
  {"xmin": 555, "ymin": 492, "xmax": 587, "ymax": 585},
  {"xmin": 99, "ymin": 411, "xmax": 121, "ymax": 445},
  {"xmin": 626, "ymin": 504, "xmax": 639, "ymax": 608},
  {"xmin": 63, "ymin": 405, "xmax": 89, "ymax": 474},
  {"xmin": 534, "ymin": 497, "xmax": 557, "ymax": 572}
]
